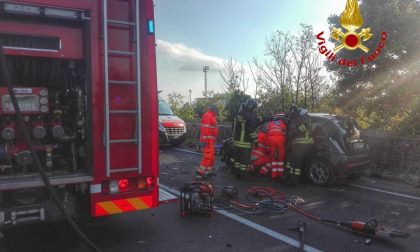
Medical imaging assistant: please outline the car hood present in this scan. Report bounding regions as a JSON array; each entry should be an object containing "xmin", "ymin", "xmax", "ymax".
[{"xmin": 159, "ymin": 115, "xmax": 185, "ymax": 128}]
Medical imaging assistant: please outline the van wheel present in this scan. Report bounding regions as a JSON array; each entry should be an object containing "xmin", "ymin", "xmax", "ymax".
[{"xmin": 306, "ymin": 158, "xmax": 335, "ymax": 186}]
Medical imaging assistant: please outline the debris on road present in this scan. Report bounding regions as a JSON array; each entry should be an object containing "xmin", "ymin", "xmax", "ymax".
[{"xmin": 390, "ymin": 211, "xmax": 401, "ymax": 217}]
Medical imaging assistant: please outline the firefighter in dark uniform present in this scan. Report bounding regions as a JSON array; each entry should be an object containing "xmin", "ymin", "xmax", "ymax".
[
  {"xmin": 231, "ymin": 99, "xmax": 271, "ymax": 177},
  {"xmin": 231, "ymin": 99, "xmax": 260, "ymax": 177},
  {"xmin": 287, "ymin": 106, "xmax": 314, "ymax": 185}
]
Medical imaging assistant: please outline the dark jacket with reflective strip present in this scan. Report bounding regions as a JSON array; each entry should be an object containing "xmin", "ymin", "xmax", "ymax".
[
  {"xmin": 233, "ymin": 110, "xmax": 269, "ymax": 148},
  {"xmin": 290, "ymin": 114, "xmax": 314, "ymax": 145}
]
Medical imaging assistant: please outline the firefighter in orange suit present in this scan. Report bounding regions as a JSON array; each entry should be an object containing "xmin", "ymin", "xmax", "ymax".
[
  {"xmin": 196, "ymin": 104, "xmax": 218, "ymax": 178},
  {"xmin": 266, "ymin": 117, "xmax": 287, "ymax": 179}
]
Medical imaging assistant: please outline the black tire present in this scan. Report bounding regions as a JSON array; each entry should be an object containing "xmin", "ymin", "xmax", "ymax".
[{"xmin": 306, "ymin": 157, "xmax": 336, "ymax": 186}]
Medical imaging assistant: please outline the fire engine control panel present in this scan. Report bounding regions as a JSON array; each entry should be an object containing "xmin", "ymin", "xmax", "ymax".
[
  {"xmin": 0, "ymin": 82, "xmax": 86, "ymax": 175},
  {"xmin": 0, "ymin": 87, "xmax": 49, "ymax": 114}
]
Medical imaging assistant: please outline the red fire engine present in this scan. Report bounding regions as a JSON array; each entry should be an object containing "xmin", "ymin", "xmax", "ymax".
[{"xmin": 0, "ymin": 0, "xmax": 169, "ymax": 225}]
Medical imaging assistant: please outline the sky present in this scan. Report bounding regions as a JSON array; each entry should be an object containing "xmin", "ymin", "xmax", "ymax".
[{"xmin": 154, "ymin": 0, "xmax": 347, "ymax": 102}]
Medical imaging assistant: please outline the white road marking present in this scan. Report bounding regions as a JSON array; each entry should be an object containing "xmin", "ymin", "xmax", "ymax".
[
  {"xmin": 159, "ymin": 183, "xmax": 322, "ymax": 252},
  {"xmin": 345, "ymin": 183, "xmax": 420, "ymax": 201}
]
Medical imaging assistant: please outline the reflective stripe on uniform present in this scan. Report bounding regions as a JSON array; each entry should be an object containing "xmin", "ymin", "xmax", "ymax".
[
  {"xmin": 202, "ymin": 136, "xmax": 217, "ymax": 140},
  {"xmin": 238, "ymin": 116, "xmax": 246, "ymax": 142},
  {"xmin": 293, "ymin": 126, "xmax": 314, "ymax": 144},
  {"xmin": 233, "ymin": 141, "xmax": 252, "ymax": 148},
  {"xmin": 201, "ymin": 124, "xmax": 217, "ymax": 128},
  {"xmin": 298, "ymin": 124, "xmax": 307, "ymax": 132}
]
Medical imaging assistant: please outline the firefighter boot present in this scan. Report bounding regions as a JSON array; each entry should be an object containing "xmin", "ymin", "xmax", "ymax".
[{"xmin": 287, "ymin": 167, "xmax": 300, "ymax": 186}]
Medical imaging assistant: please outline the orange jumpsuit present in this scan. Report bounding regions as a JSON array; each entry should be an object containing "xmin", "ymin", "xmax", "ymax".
[
  {"xmin": 266, "ymin": 119, "xmax": 287, "ymax": 179},
  {"xmin": 197, "ymin": 110, "xmax": 218, "ymax": 175},
  {"xmin": 250, "ymin": 131, "xmax": 270, "ymax": 174}
]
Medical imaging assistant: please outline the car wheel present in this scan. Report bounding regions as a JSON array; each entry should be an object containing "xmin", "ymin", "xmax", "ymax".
[{"xmin": 306, "ymin": 158, "xmax": 335, "ymax": 186}]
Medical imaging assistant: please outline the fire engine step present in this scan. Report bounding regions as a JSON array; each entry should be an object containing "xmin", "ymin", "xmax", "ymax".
[{"xmin": 159, "ymin": 187, "xmax": 178, "ymax": 204}]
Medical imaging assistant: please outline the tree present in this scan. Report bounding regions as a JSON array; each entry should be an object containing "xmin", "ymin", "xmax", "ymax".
[
  {"xmin": 224, "ymin": 90, "xmax": 251, "ymax": 122},
  {"xmin": 327, "ymin": 0, "xmax": 420, "ymax": 134},
  {"xmin": 218, "ymin": 57, "xmax": 249, "ymax": 94},
  {"xmin": 253, "ymin": 24, "xmax": 329, "ymax": 112},
  {"xmin": 177, "ymin": 103, "xmax": 195, "ymax": 121},
  {"xmin": 192, "ymin": 92, "xmax": 229, "ymax": 121},
  {"xmin": 167, "ymin": 92, "xmax": 185, "ymax": 114}
]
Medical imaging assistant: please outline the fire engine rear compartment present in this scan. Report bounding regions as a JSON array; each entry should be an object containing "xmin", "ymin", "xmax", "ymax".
[
  {"xmin": 0, "ymin": 55, "xmax": 92, "ymax": 190},
  {"xmin": 0, "ymin": 54, "xmax": 93, "ymax": 224},
  {"xmin": 0, "ymin": 6, "xmax": 93, "ymax": 224},
  {"xmin": 0, "ymin": 0, "xmax": 160, "ymax": 224}
]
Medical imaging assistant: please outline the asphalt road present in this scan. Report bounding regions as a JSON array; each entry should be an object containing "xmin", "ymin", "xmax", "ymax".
[{"xmin": 1, "ymin": 147, "xmax": 419, "ymax": 252}]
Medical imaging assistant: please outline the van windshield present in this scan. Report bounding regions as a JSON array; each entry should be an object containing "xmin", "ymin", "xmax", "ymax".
[{"xmin": 159, "ymin": 100, "xmax": 174, "ymax": 116}]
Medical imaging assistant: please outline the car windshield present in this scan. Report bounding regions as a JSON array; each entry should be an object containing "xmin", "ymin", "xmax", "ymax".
[{"xmin": 158, "ymin": 100, "xmax": 174, "ymax": 115}]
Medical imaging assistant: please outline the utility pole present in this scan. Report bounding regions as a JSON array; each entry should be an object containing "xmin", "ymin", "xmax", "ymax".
[
  {"xmin": 188, "ymin": 89, "xmax": 192, "ymax": 105},
  {"xmin": 203, "ymin": 66, "xmax": 209, "ymax": 99}
]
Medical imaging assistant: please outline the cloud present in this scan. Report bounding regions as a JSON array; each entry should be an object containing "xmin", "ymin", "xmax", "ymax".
[
  {"xmin": 156, "ymin": 40, "xmax": 256, "ymax": 102},
  {"xmin": 157, "ymin": 40, "xmax": 223, "ymax": 72}
]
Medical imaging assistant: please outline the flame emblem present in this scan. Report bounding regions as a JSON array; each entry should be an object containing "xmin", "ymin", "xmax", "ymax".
[{"xmin": 331, "ymin": 0, "xmax": 373, "ymax": 53}]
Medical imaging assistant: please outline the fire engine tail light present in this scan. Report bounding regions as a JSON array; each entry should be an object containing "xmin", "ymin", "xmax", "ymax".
[
  {"xmin": 118, "ymin": 179, "xmax": 129, "ymax": 192},
  {"xmin": 146, "ymin": 176, "xmax": 154, "ymax": 189},
  {"xmin": 106, "ymin": 177, "xmax": 154, "ymax": 194}
]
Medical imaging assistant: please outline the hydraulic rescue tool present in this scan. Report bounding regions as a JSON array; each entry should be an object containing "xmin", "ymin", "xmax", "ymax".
[{"xmin": 289, "ymin": 221, "xmax": 307, "ymax": 252}]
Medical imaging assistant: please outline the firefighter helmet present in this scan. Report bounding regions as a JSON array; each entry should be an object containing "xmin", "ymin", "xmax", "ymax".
[
  {"xmin": 208, "ymin": 103, "xmax": 218, "ymax": 114},
  {"xmin": 244, "ymin": 99, "xmax": 258, "ymax": 111},
  {"xmin": 287, "ymin": 105, "xmax": 299, "ymax": 118}
]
